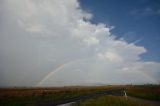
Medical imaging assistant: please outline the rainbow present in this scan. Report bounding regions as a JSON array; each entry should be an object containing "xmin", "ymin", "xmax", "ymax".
[
  {"xmin": 36, "ymin": 58, "xmax": 159, "ymax": 86},
  {"xmin": 36, "ymin": 58, "xmax": 89, "ymax": 86}
]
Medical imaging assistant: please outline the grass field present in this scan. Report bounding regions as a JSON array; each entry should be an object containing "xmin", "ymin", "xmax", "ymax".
[
  {"xmin": 126, "ymin": 85, "xmax": 160, "ymax": 101},
  {"xmin": 0, "ymin": 85, "xmax": 159, "ymax": 106},
  {"xmin": 72, "ymin": 95, "xmax": 157, "ymax": 106},
  {"xmin": 0, "ymin": 86, "xmax": 123, "ymax": 106}
]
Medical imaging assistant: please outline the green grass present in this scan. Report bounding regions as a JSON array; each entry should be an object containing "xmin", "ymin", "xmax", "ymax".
[
  {"xmin": 72, "ymin": 95, "xmax": 153, "ymax": 106},
  {"xmin": 0, "ymin": 86, "xmax": 124, "ymax": 106},
  {"xmin": 1, "ymin": 85, "xmax": 159, "ymax": 106},
  {"xmin": 0, "ymin": 89, "xmax": 112, "ymax": 106},
  {"xmin": 126, "ymin": 85, "xmax": 160, "ymax": 101},
  {"xmin": 126, "ymin": 91, "xmax": 160, "ymax": 101}
]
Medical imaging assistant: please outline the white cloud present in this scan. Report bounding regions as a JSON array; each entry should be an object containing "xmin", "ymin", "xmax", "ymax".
[
  {"xmin": 0, "ymin": 0, "xmax": 160, "ymax": 86},
  {"xmin": 98, "ymin": 52, "xmax": 122, "ymax": 62},
  {"xmin": 84, "ymin": 37, "xmax": 99, "ymax": 46}
]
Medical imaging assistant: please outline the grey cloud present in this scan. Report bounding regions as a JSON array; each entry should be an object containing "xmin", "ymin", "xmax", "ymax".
[{"xmin": 0, "ymin": 0, "xmax": 160, "ymax": 87}]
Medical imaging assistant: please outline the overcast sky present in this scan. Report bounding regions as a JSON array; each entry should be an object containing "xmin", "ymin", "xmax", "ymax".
[{"xmin": 0, "ymin": 0, "xmax": 160, "ymax": 87}]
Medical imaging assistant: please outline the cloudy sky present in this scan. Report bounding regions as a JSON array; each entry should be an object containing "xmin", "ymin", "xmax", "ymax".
[{"xmin": 0, "ymin": 0, "xmax": 160, "ymax": 87}]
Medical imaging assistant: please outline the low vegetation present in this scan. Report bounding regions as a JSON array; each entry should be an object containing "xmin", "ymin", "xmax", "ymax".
[
  {"xmin": 0, "ymin": 85, "xmax": 159, "ymax": 106},
  {"xmin": 126, "ymin": 85, "xmax": 160, "ymax": 101},
  {"xmin": 0, "ymin": 86, "xmax": 123, "ymax": 106},
  {"xmin": 72, "ymin": 95, "xmax": 154, "ymax": 106}
]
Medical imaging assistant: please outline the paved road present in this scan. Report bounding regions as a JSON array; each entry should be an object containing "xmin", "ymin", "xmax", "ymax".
[{"xmin": 57, "ymin": 102, "xmax": 75, "ymax": 106}]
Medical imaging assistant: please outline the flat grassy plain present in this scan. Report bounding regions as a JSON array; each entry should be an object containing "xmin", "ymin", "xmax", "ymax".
[
  {"xmin": 72, "ymin": 95, "xmax": 153, "ymax": 106},
  {"xmin": 126, "ymin": 85, "xmax": 160, "ymax": 101},
  {"xmin": 0, "ymin": 85, "xmax": 159, "ymax": 106},
  {"xmin": 0, "ymin": 86, "xmax": 123, "ymax": 106}
]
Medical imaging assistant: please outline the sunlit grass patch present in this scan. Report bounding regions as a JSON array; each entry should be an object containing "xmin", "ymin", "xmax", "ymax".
[
  {"xmin": 73, "ymin": 95, "xmax": 152, "ymax": 106},
  {"xmin": 126, "ymin": 85, "xmax": 160, "ymax": 101}
]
